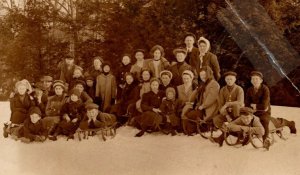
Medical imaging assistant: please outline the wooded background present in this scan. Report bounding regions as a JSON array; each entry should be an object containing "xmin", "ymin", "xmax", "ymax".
[{"xmin": 0, "ymin": 0, "xmax": 299, "ymax": 106}]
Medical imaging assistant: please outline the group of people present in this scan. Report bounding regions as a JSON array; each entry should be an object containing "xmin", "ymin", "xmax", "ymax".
[{"xmin": 3, "ymin": 33, "xmax": 296, "ymax": 148}]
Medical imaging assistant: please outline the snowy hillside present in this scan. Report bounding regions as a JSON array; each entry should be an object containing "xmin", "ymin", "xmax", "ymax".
[{"xmin": 0, "ymin": 102, "xmax": 299, "ymax": 175}]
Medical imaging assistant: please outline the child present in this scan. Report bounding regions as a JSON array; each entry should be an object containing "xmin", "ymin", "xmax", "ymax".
[
  {"xmin": 95, "ymin": 63, "xmax": 117, "ymax": 112},
  {"xmin": 169, "ymin": 48, "xmax": 193, "ymax": 86},
  {"xmin": 31, "ymin": 82, "xmax": 48, "ymax": 117},
  {"xmin": 159, "ymin": 87, "xmax": 182, "ymax": 135},
  {"xmin": 159, "ymin": 70, "xmax": 174, "ymax": 93},
  {"xmin": 85, "ymin": 75, "xmax": 96, "ymax": 101},
  {"xmin": 213, "ymin": 71, "xmax": 244, "ymax": 129},
  {"xmin": 74, "ymin": 80, "xmax": 93, "ymax": 104},
  {"xmin": 9, "ymin": 79, "xmax": 35, "ymax": 124},
  {"xmin": 69, "ymin": 66, "xmax": 85, "ymax": 90},
  {"xmin": 18, "ymin": 107, "xmax": 48, "ymax": 143},
  {"xmin": 79, "ymin": 103, "xmax": 117, "ymax": 130},
  {"xmin": 50, "ymin": 88, "xmax": 84, "ymax": 140},
  {"xmin": 245, "ymin": 71, "xmax": 271, "ymax": 142},
  {"xmin": 116, "ymin": 54, "xmax": 132, "ymax": 101}
]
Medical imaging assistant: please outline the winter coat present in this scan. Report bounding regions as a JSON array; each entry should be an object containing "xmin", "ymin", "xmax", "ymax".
[
  {"xmin": 145, "ymin": 58, "xmax": 170, "ymax": 78},
  {"xmin": 60, "ymin": 100, "xmax": 85, "ymax": 121},
  {"xmin": 189, "ymin": 79, "xmax": 220, "ymax": 121},
  {"xmin": 176, "ymin": 84, "xmax": 194, "ymax": 104},
  {"xmin": 219, "ymin": 84, "xmax": 244, "ymax": 115},
  {"xmin": 186, "ymin": 47, "xmax": 199, "ymax": 65},
  {"xmin": 227, "ymin": 115, "xmax": 265, "ymax": 136},
  {"xmin": 19, "ymin": 118, "xmax": 47, "ymax": 141},
  {"xmin": 59, "ymin": 62, "xmax": 80, "ymax": 85},
  {"xmin": 116, "ymin": 63, "xmax": 132, "ymax": 100},
  {"xmin": 79, "ymin": 112, "xmax": 116, "ymax": 130},
  {"xmin": 159, "ymin": 99, "xmax": 182, "ymax": 127},
  {"xmin": 130, "ymin": 60, "xmax": 148, "ymax": 81},
  {"xmin": 31, "ymin": 93, "xmax": 48, "ymax": 118},
  {"xmin": 95, "ymin": 73, "xmax": 117, "ymax": 112},
  {"xmin": 245, "ymin": 84, "xmax": 271, "ymax": 116},
  {"xmin": 168, "ymin": 62, "xmax": 193, "ymax": 86},
  {"xmin": 45, "ymin": 94, "xmax": 67, "ymax": 117},
  {"xmin": 141, "ymin": 91, "xmax": 164, "ymax": 112},
  {"xmin": 84, "ymin": 66, "xmax": 102, "ymax": 82},
  {"xmin": 80, "ymin": 91, "xmax": 93, "ymax": 104},
  {"xmin": 86, "ymin": 85, "xmax": 96, "ymax": 101},
  {"xmin": 10, "ymin": 93, "xmax": 35, "ymax": 124}
]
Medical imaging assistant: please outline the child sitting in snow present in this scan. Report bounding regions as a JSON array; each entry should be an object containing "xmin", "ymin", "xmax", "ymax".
[
  {"xmin": 79, "ymin": 103, "xmax": 117, "ymax": 130},
  {"xmin": 159, "ymin": 87, "xmax": 182, "ymax": 135},
  {"xmin": 18, "ymin": 107, "xmax": 48, "ymax": 143},
  {"xmin": 49, "ymin": 88, "xmax": 84, "ymax": 140}
]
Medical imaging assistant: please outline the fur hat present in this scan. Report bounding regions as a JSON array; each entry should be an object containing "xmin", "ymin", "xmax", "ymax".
[
  {"xmin": 69, "ymin": 88, "xmax": 81, "ymax": 97},
  {"xmin": 250, "ymin": 71, "xmax": 263, "ymax": 79},
  {"xmin": 53, "ymin": 80, "xmax": 65, "ymax": 89},
  {"xmin": 160, "ymin": 70, "xmax": 173, "ymax": 80},
  {"xmin": 40, "ymin": 75, "xmax": 53, "ymax": 82},
  {"xmin": 182, "ymin": 70, "xmax": 194, "ymax": 79},
  {"xmin": 150, "ymin": 45, "xmax": 165, "ymax": 57},
  {"xmin": 85, "ymin": 103, "xmax": 99, "ymax": 110},
  {"xmin": 224, "ymin": 71, "xmax": 237, "ymax": 78},
  {"xmin": 184, "ymin": 32, "xmax": 196, "ymax": 40},
  {"xmin": 15, "ymin": 79, "xmax": 33, "ymax": 93},
  {"xmin": 173, "ymin": 48, "xmax": 187, "ymax": 56},
  {"xmin": 29, "ymin": 106, "xmax": 42, "ymax": 116}
]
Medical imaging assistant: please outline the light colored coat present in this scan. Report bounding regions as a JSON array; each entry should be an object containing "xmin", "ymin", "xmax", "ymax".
[
  {"xmin": 96, "ymin": 73, "xmax": 117, "ymax": 111},
  {"xmin": 189, "ymin": 80, "xmax": 220, "ymax": 121}
]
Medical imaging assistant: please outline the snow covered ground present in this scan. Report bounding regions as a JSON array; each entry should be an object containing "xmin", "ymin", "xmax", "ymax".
[{"xmin": 0, "ymin": 102, "xmax": 299, "ymax": 175}]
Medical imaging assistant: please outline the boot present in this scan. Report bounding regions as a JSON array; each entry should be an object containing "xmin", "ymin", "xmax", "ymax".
[
  {"xmin": 3, "ymin": 123, "xmax": 9, "ymax": 138},
  {"xmin": 288, "ymin": 121, "xmax": 296, "ymax": 134},
  {"xmin": 212, "ymin": 132, "xmax": 224, "ymax": 147},
  {"xmin": 263, "ymin": 139, "xmax": 271, "ymax": 151}
]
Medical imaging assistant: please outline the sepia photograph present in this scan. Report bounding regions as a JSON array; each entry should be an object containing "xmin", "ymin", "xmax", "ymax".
[{"xmin": 0, "ymin": 0, "xmax": 299, "ymax": 175}]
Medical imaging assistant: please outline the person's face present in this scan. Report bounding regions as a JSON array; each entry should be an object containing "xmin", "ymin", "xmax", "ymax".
[
  {"xmin": 65, "ymin": 58, "xmax": 74, "ymax": 65},
  {"xmin": 142, "ymin": 71, "xmax": 150, "ymax": 81},
  {"xmin": 182, "ymin": 74, "xmax": 192, "ymax": 84},
  {"xmin": 87, "ymin": 108, "xmax": 99, "ymax": 118},
  {"xmin": 43, "ymin": 81, "xmax": 52, "ymax": 89},
  {"xmin": 54, "ymin": 86, "xmax": 63, "ymax": 96},
  {"xmin": 176, "ymin": 53, "xmax": 186, "ymax": 62},
  {"xmin": 161, "ymin": 75, "xmax": 171, "ymax": 85},
  {"xmin": 103, "ymin": 65, "xmax": 110, "ymax": 73},
  {"xmin": 166, "ymin": 91, "xmax": 175, "ymax": 100},
  {"xmin": 94, "ymin": 59, "xmax": 102, "ymax": 70},
  {"xmin": 86, "ymin": 80, "xmax": 93, "ymax": 87},
  {"xmin": 150, "ymin": 81, "xmax": 159, "ymax": 91},
  {"xmin": 30, "ymin": 113, "xmax": 41, "ymax": 124},
  {"xmin": 75, "ymin": 84, "xmax": 84, "ymax": 93},
  {"xmin": 70, "ymin": 94, "xmax": 79, "ymax": 102},
  {"xmin": 125, "ymin": 75, "xmax": 134, "ymax": 85},
  {"xmin": 153, "ymin": 50, "xmax": 162, "ymax": 60},
  {"xmin": 198, "ymin": 42, "xmax": 207, "ymax": 53},
  {"xmin": 35, "ymin": 89, "xmax": 43, "ymax": 97},
  {"xmin": 241, "ymin": 114, "xmax": 253, "ymax": 125},
  {"xmin": 199, "ymin": 71, "xmax": 207, "ymax": 82},
  {"xmin": 17, "ymin": 85, "xmax": 27, "ymax": 95},
  {"xmin": 122, "ymin": 56, "xmax": 131, "ymax": 65},
  {"xmin": 185, "ymin": 36, "xmax": 195, "ymax": 48},
  {"xmin": 251, "ymin": 76, "xmax": 263, "ymax": 88},
  {"xmin": 135, "ymin": 52, "xmax": 144, "ymax": 61},
  {"xmin": 225, "ymin": 75, "xmax": 236, "ymax": 86},
  {"xmin": 73, "ymin": 69, "xmax": 82, "ymax": 78}
]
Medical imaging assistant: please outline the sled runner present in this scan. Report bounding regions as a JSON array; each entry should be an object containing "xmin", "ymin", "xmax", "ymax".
[{"xmin": 76, "ymin": 122, "xmax": 117, "ymax": 141}]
